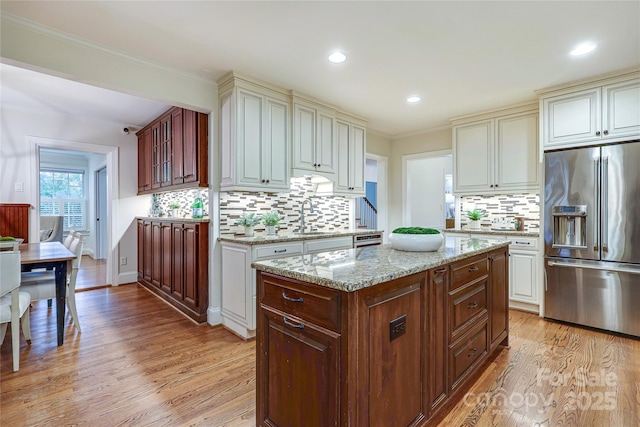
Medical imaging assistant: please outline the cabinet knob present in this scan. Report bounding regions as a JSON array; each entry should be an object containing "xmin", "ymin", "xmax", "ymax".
[
  {"xmin": 266, "ymin": 180, "xmax": 270, "ymax": 184},
  {"xmin": 261, "ymin": 179, "xmax": 266, "ymax": 183},
  {"xmin": 495, "ymin": 184, "xmax": 499, "ymax": 187},
  {"xmin": 596, "ymin": 131, "xmax": 601, "ymax": 136},
  {"xmin": 490, "ymin": 184, "xmax": 494, "ymax": 188},
  {"xmin": 603, "ymin": 130, "xmax": 609, "ymax": 135}
]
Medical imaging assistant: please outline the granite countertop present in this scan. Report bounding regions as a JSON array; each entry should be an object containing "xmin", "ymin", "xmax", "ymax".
[
  {"xmin": 137, "ymin": 216, "xmax": 210, "ymax": 223},
  {"xmin": 218, "ymin": 229, "xmax": 384, "ymax": 245},
  {"xmin": 252, "ymin": 236, "xmax": 509, "ymax": 292},
  {"xmin": 444, "ymin": 227, "xmax": 539, "ymax": 237}
]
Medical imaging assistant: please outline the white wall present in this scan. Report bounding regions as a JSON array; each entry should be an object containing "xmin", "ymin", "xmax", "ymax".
[{"xmin": 0, "ymin": 106, "xmax": 145, "ymax": 282}]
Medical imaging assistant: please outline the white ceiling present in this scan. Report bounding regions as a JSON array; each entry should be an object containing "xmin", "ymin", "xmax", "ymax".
[{"xmin": 1, "ymin": 1, "xmax": 639, "ymax": 137}]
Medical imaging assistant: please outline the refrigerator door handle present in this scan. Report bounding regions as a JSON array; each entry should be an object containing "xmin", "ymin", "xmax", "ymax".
[
  {"xmin": 593, "ymin": 157, "xmax": 600, "ymax": 252},
  {"xmin": 547, "ymin": 260, "xmax": 640, "ymax": 275},
  {"xmin": 602, "ymin": 156, "xmax": 609, "ymax": 253}
]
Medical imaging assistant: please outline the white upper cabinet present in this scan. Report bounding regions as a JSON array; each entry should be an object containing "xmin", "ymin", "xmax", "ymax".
[
  {"xmin": 219, "ymin": 72, "xmax": 291, "ymax": 192},
  {"xmin": 334, "ymin": 114, "xmax": 366, "ymax": 196},
  {"xmin": 292, "ymin": 94, "xmax": 338, "ymax": 179},
  {"xmin": 452, "ymin": 105, "xmax": 539, "ymax": 195},
  {"xmin": 539, "ymin": 72, "xmax": 640, "ymax": 150}
]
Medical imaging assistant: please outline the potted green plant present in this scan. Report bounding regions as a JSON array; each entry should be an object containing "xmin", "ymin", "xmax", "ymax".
[
  {"xmin": 238, "ymin": 212, "xmax": 261, "ymax": 237},
  {"xmin": 388, "ymin": 227, "xmax": 443, "ymax": 251},
  {"xmin": 261, "ymin": 210, "xmax": 283, "ymax": 236},
  {"xmin": 465, "ymin": 209, "xmax": 487, "ymax": 230},
  {"xmin": 167, "ymin": 201, "xmax": 180, "ymax": 217}
]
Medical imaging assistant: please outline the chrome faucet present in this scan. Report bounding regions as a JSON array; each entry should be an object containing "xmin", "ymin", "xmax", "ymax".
[{"xmin": 300, "ymin": 199, "xmax": 315, "ymax": 233}]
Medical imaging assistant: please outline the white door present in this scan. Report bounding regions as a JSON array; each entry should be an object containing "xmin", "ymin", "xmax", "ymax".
[{"xmin": 95, "ymin": 167, "xmax": 108, "ymax": 259}]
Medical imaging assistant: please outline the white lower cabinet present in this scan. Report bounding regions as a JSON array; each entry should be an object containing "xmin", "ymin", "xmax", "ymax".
[{"xmin": 221, "ymin": 237, "xmax": 353, "ymax": 339}]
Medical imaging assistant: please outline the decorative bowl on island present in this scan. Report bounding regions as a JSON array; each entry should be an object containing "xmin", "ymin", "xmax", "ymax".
[{"xmin": 389, "ymin": 227, "xmax": 443, "ymax": 252}]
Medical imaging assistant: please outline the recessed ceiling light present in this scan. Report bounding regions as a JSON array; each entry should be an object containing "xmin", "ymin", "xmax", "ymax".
[
  {"xmin": 328, "ymin": 51, "xmax": 347, "ymax": 63},
  {"xmin": 407, "ymin": 95, "xmax": 421, "ymax": 103},
  {"xmin": 570, "ymin": 42, "xmax": 597, "ymax": 56}
]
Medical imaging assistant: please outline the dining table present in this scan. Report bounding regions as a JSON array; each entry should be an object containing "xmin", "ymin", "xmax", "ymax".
[{"xmin": 19, "ymin": 241, "xmax": 76, "ymax": 346}]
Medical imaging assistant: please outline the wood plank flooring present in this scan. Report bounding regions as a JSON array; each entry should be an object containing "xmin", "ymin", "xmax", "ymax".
[
  {"xmin": 1, "ymin": 285, "xmax": 638, "ymax": 426},
  {"xmin": 76, "ymin": 255, "xmax": 108, "ymax": 291}
]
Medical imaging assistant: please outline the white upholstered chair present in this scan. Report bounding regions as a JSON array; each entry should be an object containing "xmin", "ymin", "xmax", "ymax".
[
  {"xmin": 20, "ymin": 234, "xmax": 84, "ymax": 332},
  {"xmin": 0, "ymin": 249, "xmax": 32, "ymax": 372}
]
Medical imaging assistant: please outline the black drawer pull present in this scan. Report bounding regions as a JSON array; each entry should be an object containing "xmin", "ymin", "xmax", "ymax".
[
  {"xmin": 274, "ymin": 249, "xmax": 287, "ymax": 253},
  {"xmin": 468, "ymin": 266, "xmax": 479, "ymax": 272},
  {"xmin": 282, "ymin": 292, "xmax": 303, "ymax": 303},
  {"xmin": 467, "ymin": 302, "xmax": 478, "ymax": 309},
  {"xmin": 283, "ymin": 317, "xmax": 304, "ymax": 329},
  {"xmin": 467, "ymin": 347, "xmax": 478, "ymax": 357},
  {"xmin": 515, "ymin": 241, "xmax": 530, "ymax": 245}
]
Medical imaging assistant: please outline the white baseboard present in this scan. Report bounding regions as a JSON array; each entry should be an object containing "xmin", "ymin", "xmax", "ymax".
[
  {"xmin": 118, "ymin": 272, "xmax": 138, "ymax": 285},
  {"xmin": 207, "ymin": 306, "xmax": 222, "ymax": 326},
  {"xmin": 509, "ymin": 300, "xmax": 540, "ymax": 314}
]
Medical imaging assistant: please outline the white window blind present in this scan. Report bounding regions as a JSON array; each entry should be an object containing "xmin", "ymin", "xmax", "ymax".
[{"xmin": 40, "ymin": 169, "xmax": 86, "ymax": 230}]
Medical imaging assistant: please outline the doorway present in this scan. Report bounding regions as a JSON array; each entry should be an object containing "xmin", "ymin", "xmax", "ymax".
[{"xmin": 403, "ymin": 150, "xmax": 453, "ymax": 229}]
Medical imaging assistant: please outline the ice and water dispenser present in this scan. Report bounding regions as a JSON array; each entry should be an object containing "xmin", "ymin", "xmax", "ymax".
[{"xmin": 551, "ymin": 205, "xmax": 588, "ymax": 249}]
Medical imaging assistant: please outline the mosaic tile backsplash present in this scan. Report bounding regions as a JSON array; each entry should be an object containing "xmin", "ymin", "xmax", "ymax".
[
  {"xmin": 460, "ymin": 193, "xmax": 540, "ymax": 230},
  {"xmin": 154, "ymin": 189, "xmax": 210, "ymax": 218},
  {"xmin": 220, "ymin": 177, "xmax": 351, "ymax": 235}
]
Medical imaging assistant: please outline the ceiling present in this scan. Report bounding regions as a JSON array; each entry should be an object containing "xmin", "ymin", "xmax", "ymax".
[{"xmin": 1, "ymin": 1, "xmax": 639, "ymax": 137}]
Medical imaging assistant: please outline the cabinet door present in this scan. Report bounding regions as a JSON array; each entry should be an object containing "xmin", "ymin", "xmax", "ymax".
[
  {"xmin": 335, "ymin": 120, "xmax": 351, "ymax": 192},
  {"xmin": 489, "ymin": 248, "xmax": 509, "ymax": 350},
  {"xmin": 182, "ymin": 224, "xmax": 198, "ymax": 309},
  {"xmin": 509, "ymin": 249, "xmax": 538, "ymax": 305},
  {"xmin": 151, "ymin": 222, "xmax": 162, "ymax": 288},
  {"xmin": 292, "ymin": 102, "xmax": 317, "ymax": 171},
  {"xmin": 543, "ymin": 87, "xmax": 601, "ymax": 147},
  {"xmin": 350, "ymin": 124, "xmax": 366, "ymax": 194},
  {"xmin": 151, "ymin": 122, "xmax": 162, "ymax": 189},
  {"xmin": 143, "ymin": 220, "xmax": 152, "ymax": 283},
  {"xmin": 160, "ymin": 113, "xmax": 172, "ymax": 187},
  {"xmin": 236, "ymin": 89, "xmax": 265, "ymax": 187},
  {"xmin": 137, "ymin": 130, "xmax": 151, "ymax": 193},
  {"xmin": 258, "ymin": 308, "xmax": 340, "ymax": 427},
  {"xmin": 137, "ymin": 219, "xmax": 144, "ymax": 278},
  {"xmin": 428, "ymin": 266, "xmax": 449, "ymax": 416},
  {"xmin": 315, "ymin": 109, "xmax": 336, "ymax": 174},
  {"xmin": 160, "ymin": 222, "xmax": 172, "ymax": 294},
  {"xmin": 453, "ymin": 120, "xmax": 493, "ymax": 193},
  {"xmin": 602, "ymin": 79, "xmax": 640, "ymax": 140},
  {"xmin": 495, "ymin": 112, "xmax": 539, "ymax": 192},
  {"xmin": 171, "ymin": 224, "xmax": 184, "ymax": 300},
  {"xmin": 171, "ymin": 108, "xmax": 184, "ymax": 185},
  {"xmin": 263, "ymin": 97, "xmax": 290, "ymax": 189}
]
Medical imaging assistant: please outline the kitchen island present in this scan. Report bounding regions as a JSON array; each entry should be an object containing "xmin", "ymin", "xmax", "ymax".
[{"xmin": 252, "ymin": 236, "xmax": 510, "ymax": 427}]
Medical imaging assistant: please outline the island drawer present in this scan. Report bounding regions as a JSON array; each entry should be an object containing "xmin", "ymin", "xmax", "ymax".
[
  {"xmin": 449, "ymin": 279, "xmax": 488, "ymax": 340},
  {"xmin": 450, "ymin": 320, "xmax": 488, "ymax": 391},
  {"xmin": 450, "ymin": 253, "xmax": 488, "ymax": 291},
  {"xmin": 260, "ymin": 275, "xmax": 341, "ymax": 332}
]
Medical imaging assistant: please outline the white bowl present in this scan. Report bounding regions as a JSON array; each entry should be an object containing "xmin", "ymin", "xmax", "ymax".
[{"xmin": 389, "ymin": 232, "xmax": 443, "ymax": 252}]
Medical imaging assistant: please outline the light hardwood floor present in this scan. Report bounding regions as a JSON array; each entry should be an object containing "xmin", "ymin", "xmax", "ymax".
[
  {"xmin": 75, "ymin": 255, "xmax": 108, "ymax": 291},
  {"xmin": 1, "ymin": 284, "xmax": 638, "ymax": 426}
]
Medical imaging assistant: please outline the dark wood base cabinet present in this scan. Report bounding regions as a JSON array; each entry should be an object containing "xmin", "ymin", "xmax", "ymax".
[
  {"xmin": 257, "ymin": 247, "xmax": 509, "ymax": 427},
  {"xmin": 137, "ymin": 218, "xmax": 209, "ymax": 322}
]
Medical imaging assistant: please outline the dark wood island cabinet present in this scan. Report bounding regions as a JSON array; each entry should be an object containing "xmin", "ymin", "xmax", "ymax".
[{"xmin": 254, "ymin": 237, "xmax": 509, "ymax": 427}]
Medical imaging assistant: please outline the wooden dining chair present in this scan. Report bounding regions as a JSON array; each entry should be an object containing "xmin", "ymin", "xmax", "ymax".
[
  {"xmin": 0, "ymin": 249, "xmax": 32, "ymax": 372},
  {"xmin": 20, "ymin": 234, "xmax": 84, "ymax": 332}
]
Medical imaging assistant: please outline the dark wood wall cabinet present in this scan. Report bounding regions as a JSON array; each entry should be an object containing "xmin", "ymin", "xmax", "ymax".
[
  {"xmin": 256, "ymin": 247, "xmax": 509, "ymax": 427},
  {"xmin": 137, "ymin": 107, "xmax": 209, "ymax": 195},
  {"xmin": 137, "ymin": 218, "xmax": 209, "ymax": 322},
  {"xmin": 0, "ymin": 204, "xmax": 31, "ymax": 243}
]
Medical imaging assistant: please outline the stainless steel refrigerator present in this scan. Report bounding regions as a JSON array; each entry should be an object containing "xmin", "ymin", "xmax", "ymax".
[{"xmin": 544, "ymin": 141, "xmax": 640, "ymax": 337}]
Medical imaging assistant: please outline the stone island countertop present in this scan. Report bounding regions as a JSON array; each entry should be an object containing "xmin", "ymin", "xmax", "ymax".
[
  {"xmin": 218, "ymin": 229, "xmax": 384, "ymax": 245},
  {"xmin": 444, "ymin": 227, "xmax": 539, "ymax": 237},
  {"xmin": 252, "ymin": 235, "xmax": 509, "ymax": 292}
]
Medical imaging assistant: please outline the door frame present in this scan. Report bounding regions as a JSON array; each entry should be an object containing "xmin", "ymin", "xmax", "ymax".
[
  {"xmin": 402, "ymin": 149, "xmax": 452, "ymax": 228},
  {"xmin": 365, "ymin": 153, "xmax": 389, "ymax": 243},
  {"xmin": 30, "ymin": 136, "xmax": 119, "ymax": 285},
  {"xmin": 95, "ymin": 166, "xmax": 108, "ymax": 260}
]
